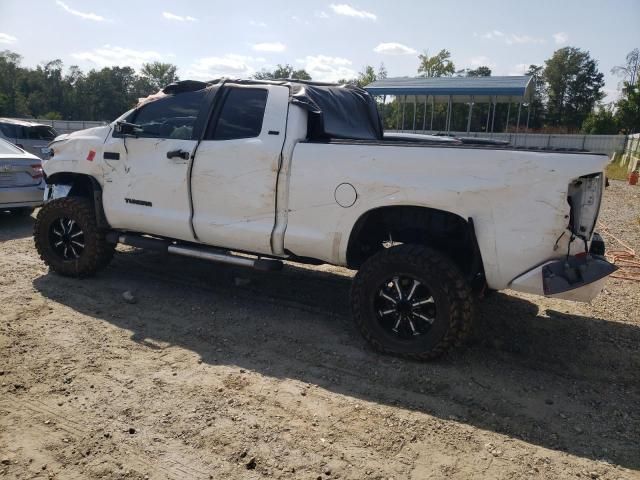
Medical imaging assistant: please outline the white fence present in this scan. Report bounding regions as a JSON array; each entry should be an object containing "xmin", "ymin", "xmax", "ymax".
[
  {"xmin": 620, "ymin": 133, "xmax": 640, "ymax": 172},
  {"xmin": 392, "ymin": 130, "xmax": 627, "ymax": 156}
]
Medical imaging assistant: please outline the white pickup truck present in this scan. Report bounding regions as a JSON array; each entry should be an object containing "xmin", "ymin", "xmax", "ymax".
[{"xmin": 35, "ymin": 79, "xmax": 616, "ymax": 359}]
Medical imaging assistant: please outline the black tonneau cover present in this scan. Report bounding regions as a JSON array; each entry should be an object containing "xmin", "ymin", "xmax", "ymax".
[
  {"xmin": 162, "ymin": 78, "xmax": 384, "ymax": 141},
  {"xmin": 287, "ymin": 82, "xmax": 383, "ymax": 141}
]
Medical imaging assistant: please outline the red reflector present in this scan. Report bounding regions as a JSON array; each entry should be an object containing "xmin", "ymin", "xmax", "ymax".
[
  {"xmin": 86, "ymin": 150, "xmax": 96, "ymax": 161},
  {"xmin": 30, "ymin": 163, "xmax": 43, "ymax": 179}
]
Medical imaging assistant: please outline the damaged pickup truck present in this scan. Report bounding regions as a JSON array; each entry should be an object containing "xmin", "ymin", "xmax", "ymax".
[{"xmin": 34, "ymin": 79, "xmax": 616, "ymax": 359}]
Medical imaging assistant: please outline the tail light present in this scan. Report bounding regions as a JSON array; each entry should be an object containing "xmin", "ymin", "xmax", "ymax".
[
  {"xmin": 30, "ymin": 163, "xmax": 43, "ymax": 179},
  {"xmin": 567, "ymin": 173, "xmax": 604, "ymax": 241}
]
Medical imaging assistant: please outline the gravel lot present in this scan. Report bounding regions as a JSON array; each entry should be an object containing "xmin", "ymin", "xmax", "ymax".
[{"xmin": 1, "ymin": 181, "xmax": 639, "ymax": 480}]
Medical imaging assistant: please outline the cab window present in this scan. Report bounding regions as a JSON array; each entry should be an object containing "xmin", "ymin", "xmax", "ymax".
[
  {"xmin": 132, "ymin": 90, "xmax": 207, "ymax": 139},
  {"xmin": 206, "ymin": 88, "xmax": 268, "ymax": 140}
]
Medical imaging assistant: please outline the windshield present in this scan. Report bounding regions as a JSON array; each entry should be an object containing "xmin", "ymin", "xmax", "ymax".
[{"xmin": 0, "ymin": 138, "xmax": 26, "ymax": 155}]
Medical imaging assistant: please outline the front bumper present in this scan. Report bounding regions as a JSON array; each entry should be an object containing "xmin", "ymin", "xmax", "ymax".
[
  {"xmin": 508, "ymin": 234, "xmax": 617, "ymax": 303},
  {"xmin": 0, "ymin": 182, "xmax": 45, "ymax": 209}
]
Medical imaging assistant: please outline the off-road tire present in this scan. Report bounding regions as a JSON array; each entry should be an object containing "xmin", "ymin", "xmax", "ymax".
[
  {"xmin": 34, "ymin": 197, "xmax": 114, "ymax": 277},
  {"xmin": 351, "ymin": 244, "xmax": 474, "ymax": 360}
]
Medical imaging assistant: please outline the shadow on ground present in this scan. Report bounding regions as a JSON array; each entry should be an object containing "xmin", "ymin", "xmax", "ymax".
[
  {"xmin": 33, "ymin": 248, "xmax": 640, "ymax": 470},
  {"xmin": 0, "ymin": 211, "xmax": 34, "ymax": 241}
]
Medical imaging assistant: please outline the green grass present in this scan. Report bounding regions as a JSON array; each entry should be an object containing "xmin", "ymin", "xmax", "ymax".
[{"xmin": 606, "ymin": 159, "xmax": 632, "ymax": 181}]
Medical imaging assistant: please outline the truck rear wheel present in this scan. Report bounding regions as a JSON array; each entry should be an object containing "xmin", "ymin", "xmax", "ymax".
[
  {"xmin": 33, "ymin": 197, "xmax": 114, "ymax": 277},
  {"xmin": 351, "ymin": 244, "xmax": 473, "ymax": 360}
]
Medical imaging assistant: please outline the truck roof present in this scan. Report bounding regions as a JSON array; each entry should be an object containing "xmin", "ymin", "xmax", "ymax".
[{"xmin": 160, "ymin": 78, "xmax": 384, "ymax": 142}]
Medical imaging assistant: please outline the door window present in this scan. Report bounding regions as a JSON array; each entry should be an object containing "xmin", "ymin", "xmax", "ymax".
[
  {"xmin": 207, "ymin": 88, "xmax": 268, "ymax": 140},
  {"xmin": 0, "ymin": 123, "xmax": 18, "ymax": 139},
  {"xmin": 132, "ymin": 90, "xmax": 207, "ymax": 139},
  {"xmin": 26, "ymin": 126, "xmax": 57, "ymax": 141}
]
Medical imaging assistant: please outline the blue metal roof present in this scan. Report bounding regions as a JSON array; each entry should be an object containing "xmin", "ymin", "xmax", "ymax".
[{"xmin": 364, "ymin": 75, "xmax": 534, "ymax": 102}]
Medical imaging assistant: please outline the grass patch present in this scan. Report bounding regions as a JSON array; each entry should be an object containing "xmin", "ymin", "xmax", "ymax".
[{"xmin": 606, "ymin": 159, "xmax": 631, "ymax": 181}]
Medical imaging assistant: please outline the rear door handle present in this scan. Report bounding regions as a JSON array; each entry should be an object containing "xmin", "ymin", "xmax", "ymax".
[{"xmin": 167, "ymin": 149, "xmax": 190, "ymax": 160}]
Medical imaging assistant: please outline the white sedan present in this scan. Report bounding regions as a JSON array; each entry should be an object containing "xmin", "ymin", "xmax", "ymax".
[{"xmin": 0, "ymin": 138, "xmax": 44, "ymax": 216}]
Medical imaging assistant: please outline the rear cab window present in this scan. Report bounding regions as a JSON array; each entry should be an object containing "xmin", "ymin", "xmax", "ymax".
[{"xmin": 206, "ymin": 88, "xmax": 268, "ymax": 140}]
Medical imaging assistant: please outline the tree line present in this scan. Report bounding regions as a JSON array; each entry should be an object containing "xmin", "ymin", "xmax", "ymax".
[{"xmin": 0, "ymin": 46, "xmax": 637, "ymax": 134}]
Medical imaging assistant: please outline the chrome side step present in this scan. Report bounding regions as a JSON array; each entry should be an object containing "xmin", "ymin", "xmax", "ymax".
[{"xmin": 106, "ymin": 233, "xmax": 283, "ymax": 271}]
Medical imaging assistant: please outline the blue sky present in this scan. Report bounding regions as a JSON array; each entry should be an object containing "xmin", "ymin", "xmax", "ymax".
[{"xmin": 1, "ymin": 0, "xmax": 638, "ymax": 100}]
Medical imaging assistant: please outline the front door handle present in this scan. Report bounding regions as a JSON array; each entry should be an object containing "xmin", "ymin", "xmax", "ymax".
[{"xmin": 167, "ymin": 149, "xmax": 190, "ymax": 160}]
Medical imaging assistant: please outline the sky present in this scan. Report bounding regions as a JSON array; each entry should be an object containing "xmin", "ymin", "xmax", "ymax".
[{"xmin": 0, "ymin": 0, "xmax": 639, "ymax": 101}]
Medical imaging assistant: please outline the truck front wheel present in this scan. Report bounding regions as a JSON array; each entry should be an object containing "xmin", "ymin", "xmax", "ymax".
[
  {"xmin": 34, "ymin": 197, "xmax": 114, "ymax": 277},
  {"xmin": 351, "ymin": 244, "xmax": 473, "ymax": 360}
]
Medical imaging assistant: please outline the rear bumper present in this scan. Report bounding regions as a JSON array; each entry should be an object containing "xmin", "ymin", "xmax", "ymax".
[
  {"xmin": 509, "ymin": 236, "xmax": 617, "ymax": 303},
  {"xmin": 0, "ymin": 183, "xmax": 45, "ymax": 209}
]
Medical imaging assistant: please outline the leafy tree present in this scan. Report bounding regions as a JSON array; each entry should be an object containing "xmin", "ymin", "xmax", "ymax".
[
  {"xmin": 543, "ymin": 47, "xmax": 604, "ymax": 130},
  {"xmin": 581, "ymin": 105, "xmax": 619, "ymax": 134},
  {"xmin": 466, "ymin": 66, "xmax": 492, "ymax": 77},
  {"xmin": 616, "ymin": 81, "xmax": 640, "ymax": 133},
  {"xmin": 525, "ymin": 64, "xmax": 545, "ymax": 130},
  {"xmin": 253, "ymin": 64, "xmax": 311, "ymax": 80},
  {"xmin": 417, "ymin": 49, "xmax": 455, "ymax": 78},
  {"xmin": 138, "ymin": 62, "xmax": 179, "ymax": 92},
  {"xmin": 354, "ymin": 63, "xmax": 388, "ymax": 87},
  {"xmin": 611, "ymin": 48, "xmax": 639, "ymax": 87},
  {"xmin": 0, "ymin": 50, "xmax": 181, "ymax": 121}
]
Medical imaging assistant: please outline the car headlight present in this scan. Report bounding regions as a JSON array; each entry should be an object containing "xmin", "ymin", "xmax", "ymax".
[{"xmin": 567, "ymin": 173, "xmax": 604, "ymax": 241}]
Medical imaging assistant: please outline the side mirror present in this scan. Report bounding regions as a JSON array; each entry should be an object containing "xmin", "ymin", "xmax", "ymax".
[{"xmin": 114, "ymin": 121, "xmax": 141, "ymax": 136}]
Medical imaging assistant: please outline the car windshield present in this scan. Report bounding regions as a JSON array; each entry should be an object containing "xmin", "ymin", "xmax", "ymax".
[{"xmin": 0, "ymin": 138, "xmax": 25, "ymax": 155}]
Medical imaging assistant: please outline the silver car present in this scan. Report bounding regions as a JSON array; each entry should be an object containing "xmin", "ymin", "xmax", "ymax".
[
  {"xmin": 0, "ymin": 118, "xmax": 58, "ymax": 158},
  {"xmin": 0, "ymin": 138, "xmax": 44, "ymax": 216}
]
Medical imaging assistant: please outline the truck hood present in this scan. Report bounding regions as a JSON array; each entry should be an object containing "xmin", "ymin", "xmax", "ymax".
[{"xmin": 50, "ymin": 125, "xmax": 111, "ymax": 145}]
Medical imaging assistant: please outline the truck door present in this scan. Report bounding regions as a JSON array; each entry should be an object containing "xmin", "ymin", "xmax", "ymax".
[
  {"xmin": 102, "ymin": 89, "xmax": 210, "ymax": 241},
  {"xmin": 190, "ymin": 84, "xmax": 289, "ymax": 254}
]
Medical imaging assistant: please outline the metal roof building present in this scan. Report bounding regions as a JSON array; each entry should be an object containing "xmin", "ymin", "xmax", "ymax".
[{"xmin": 364, "ymin": 75, "xmax": 535, "ymax": 133}]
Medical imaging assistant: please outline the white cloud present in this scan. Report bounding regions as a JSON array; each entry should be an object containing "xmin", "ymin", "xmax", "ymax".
[
  {"xmin": 186, "ymin": 54, "xmax": 265, "ymax": 80},
  {"xmin": 71, "ymin": 45, "xmax": 165, "ymax": 69},
  {"xmin": 506, "ymin": 34, "xmax": 544, "ymax": 45},
  {"xmin": 316, "ymin": 11, "xmax": 330, "ymax": 19},
  {"xmin": 162, "ymin": 12, "xmax": 197, "ymax": 22},
  {"xmin": 553, "ymin": 31, "xmax": 569, "ymax": 45},
  {"xmin": 507, "ymin": 63, "xmax": 531, "ymax": 75},
  {"xmin": 0, "ymin": 33, "xmax": 17, "ymax": 45},
  {"xmin": 481, "ymin": 30, "xmax": 544, "ymax": 45},
  {"xmin": 252, "ymin": 42, "xmax": 286, "ymax": 53},
  {"xmin": 469, "ymin": 56, "xmax": 496, "ymax": 69},
  {"xmin": 296, "ymin": 55, "xmax": 356, "ymax": 81},
  {"xmin": 249, "ymin": 20, "xmax": 267, "ymax": 27},
  {"xmin": 329, "ymin": 4, "xmax": 377, "ymax": 20},
  {"xmin": 481, "ymin": 30, "xmax": 505, "ymax": 39},
  {"xmin": 55, "ymin": 0, "xmax": 105, "ymax": 21},
  {"xmin": 373, "ymin": 42, "xmax": 417, "ymax": 55}
]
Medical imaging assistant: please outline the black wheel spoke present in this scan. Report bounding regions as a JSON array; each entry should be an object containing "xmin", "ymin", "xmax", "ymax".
[
  {"xmin": 374, "ymin": 274, "xmax": 436, "ymax": 341},
  {"xmin": 48, "ymin": 216, "xmax": 85, "ymax": 261}
]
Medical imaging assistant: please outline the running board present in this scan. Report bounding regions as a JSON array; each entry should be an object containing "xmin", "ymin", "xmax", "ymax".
[{"xmin": 106, "ymin": 233, "xmax": 283, "ymax": 271}]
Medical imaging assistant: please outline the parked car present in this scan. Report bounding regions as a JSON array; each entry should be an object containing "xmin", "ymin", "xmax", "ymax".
[
  {"xmin": 0, "ymin": 118, "xmax": 58, "ymax": 158},
  {"xmin": 34, "ymin": 79, "xmax": 616, "ymax": 359},
  {"xmin": 0, "ymin": 137, "xmax": 44, "ymax": 216}
]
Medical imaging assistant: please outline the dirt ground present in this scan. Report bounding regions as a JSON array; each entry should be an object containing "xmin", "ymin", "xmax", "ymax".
[{"xmin": 1, "ymin": 181, "xmax": 639, "ymax": 480}]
